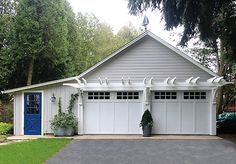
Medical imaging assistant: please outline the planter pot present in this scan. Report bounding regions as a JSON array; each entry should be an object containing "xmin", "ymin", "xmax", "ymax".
[
  {"xmin": 142, "ymin": 126, "xmax": 152, "ymax": 137},
  {"xmin": 54, "ymin": 127, "xmax": 66, "ymax": 136},
  {"xmin": 65, "ymin": 127, "xmax": 74, "ymax": 136}
]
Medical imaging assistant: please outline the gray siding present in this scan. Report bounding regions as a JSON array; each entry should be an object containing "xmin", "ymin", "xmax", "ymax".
[
  {"xmin": 83, "ymin": 36, "xmax": 213, "ymax": 83},
  {"xmin": 14, "ymin": 83, "xmax": 77, "ymax": 135}
]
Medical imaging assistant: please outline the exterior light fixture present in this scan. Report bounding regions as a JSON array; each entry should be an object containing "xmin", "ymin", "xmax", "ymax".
[{"xmin": 51, "ymin": 93, "xmax": 56, "ymax": 102}]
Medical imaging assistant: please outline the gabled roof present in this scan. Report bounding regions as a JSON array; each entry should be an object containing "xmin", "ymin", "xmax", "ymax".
[{"xmin": 2, "ymin": 31, "xmax": 218, "ymax": 94}]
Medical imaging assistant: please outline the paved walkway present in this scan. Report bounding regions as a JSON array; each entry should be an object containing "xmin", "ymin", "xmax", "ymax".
[
  {"xmin": 46, "ymin": 139, "xmax": 236, "ymax": 164},
  {"xmin": 7, "ymin": 134, "xmax": 221, "ymax": 140}
]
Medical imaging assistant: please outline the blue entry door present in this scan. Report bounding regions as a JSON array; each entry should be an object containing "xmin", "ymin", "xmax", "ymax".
[{"xmin": 24, "ymin": 92, "xmax": 42, "ymax": 135}]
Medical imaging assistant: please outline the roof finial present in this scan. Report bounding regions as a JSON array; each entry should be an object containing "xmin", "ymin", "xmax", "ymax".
[{"xmin": 142, "ymin": 15, "xmax": 149, "ymax": 31}]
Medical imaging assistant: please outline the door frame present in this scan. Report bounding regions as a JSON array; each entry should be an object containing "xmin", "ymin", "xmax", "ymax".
[{"xmin": 22, "ymin": 91, "xmax": 44, "ymax": 135}]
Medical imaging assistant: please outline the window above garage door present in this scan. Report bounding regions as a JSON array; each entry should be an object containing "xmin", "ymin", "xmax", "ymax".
[
  {"xmin": 154, "ymin": 92, "xmax": 177, "ymax": 99},
  {"xmin": 183, "ymin": 92, "xmax": 206, "ymax": 99},
  {"xmin": 116, "ymin": 92, "xmax": 139, "ymax": 100},
  {"xmin": 88, "ymin": 92, "xmax": 110, "ymax": 100}
]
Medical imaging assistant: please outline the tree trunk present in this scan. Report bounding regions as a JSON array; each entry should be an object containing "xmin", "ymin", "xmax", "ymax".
[
  {"xmin": 26, "ymin": 58, "xmax": 34, "ymax": 86},
  {"xmin": 216, "ymin": 40, "xmax": 225, "ymax": 114},
  {"xmin": 213, "ymin": 40, "xmax": 220, "ymax": 74}
]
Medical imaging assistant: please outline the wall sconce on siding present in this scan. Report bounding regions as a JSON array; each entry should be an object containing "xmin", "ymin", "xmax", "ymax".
[{"xmin": 51, "ymin": 93, "xmax": 56, "ymax": 103}]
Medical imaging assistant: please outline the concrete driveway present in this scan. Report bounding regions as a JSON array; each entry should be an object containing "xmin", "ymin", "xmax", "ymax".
[{"xmin": 47, "ymin": 139, "xmax": 236, "ymax": 164}]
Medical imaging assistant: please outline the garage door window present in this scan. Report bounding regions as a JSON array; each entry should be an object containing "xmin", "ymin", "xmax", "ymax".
[
  {"xmin": 88, "ymin": 92, "xmax": 110, "ymax": 99},
  {"xmin": 117, "ymin": 92, "xmax": 139, "ymax": 99},
  {"xmin": 154, "ymin": 92, "xmax": 177, "ymax": 99},
  {"xmin": 183, "ymin": 92, "xmax": 206, "ymax": 99}
]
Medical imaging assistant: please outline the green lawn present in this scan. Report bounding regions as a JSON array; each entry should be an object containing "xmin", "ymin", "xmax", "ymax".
[{"xmin": 0, "ymin": 138, "xmax": 71, "ymax": 164}]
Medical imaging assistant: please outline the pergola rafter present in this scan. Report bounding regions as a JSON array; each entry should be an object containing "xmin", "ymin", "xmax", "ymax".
[{"xmin": 63, "ymin": 76, "xmax": 232, "ymax": 91}]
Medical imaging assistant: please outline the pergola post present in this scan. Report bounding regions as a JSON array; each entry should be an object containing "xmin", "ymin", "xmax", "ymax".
[
  {"xmin": 209, "ymin": 88, "xmax": 218, "ymax": 135},
  {"xmin": 142, "ymin": 86, "xmax": 151, "ymax": 113},
  {"xmin": 77, "ymin": 89, "xmax": 84, "ymax": 135}
]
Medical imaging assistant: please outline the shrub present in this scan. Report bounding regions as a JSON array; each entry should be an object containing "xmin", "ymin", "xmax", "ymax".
[
  {"xmin": 50, "ymin": 113, "xmax": 77, "ymax": 131},
  {"xmin": 0, "ymin": 104, "xmax": 13, "ymax": 123},
  {"xmin": 0, "ymin": 122, "xmax": 13, "ymax": 135},
  {"xmin": 140, "ymin": 110, "xmax": 153, "ymax": 128},
  {"xmin": 50, "ymin": 98, "xmax": 78, "ymax": 132},
  {"xmin": 0, "ymin": 135, "xmax": 7, "ymax": 143}
]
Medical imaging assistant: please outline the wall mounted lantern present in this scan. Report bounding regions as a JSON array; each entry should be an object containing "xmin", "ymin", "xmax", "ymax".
[{"xmin": 51, "ymin": 93, "xmax": 56, "ymax": 103}]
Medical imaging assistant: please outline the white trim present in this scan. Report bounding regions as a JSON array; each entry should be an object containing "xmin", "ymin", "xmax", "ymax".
[
  {"xmin": 2, "ymin": 30, "xmax": 220, "ymax": 94},
  {"xmin": 21, "ymin": 93, "xmax": 24, "ymax": 135},
  {"xmin": 22, "ymin": 91, "xmax": 44, "ymax": 136},
  {"xmin": 143, "ymin": 77, "xmax": 147, "ymax": 84},
  {"xmin": 78, "ymin": 89, "xmax": 84, "ymax": 135},
  {"xmin": 13, "ymin": 95, "xmax": 16, "ymax": 135},
  {"xmin": 41, "ymin": 91, "xmax": 44, "ymax": 136},
  {"xmin": 63, "ymin": 80, "xmax": 231, "ymax": 91},
  {"xmin": 191, "ymin": 77, "xmax": 200, "ymax": 84},
  {"xmin": 3, "ymin": 77, "xmax": 78, "ymax": 94},
  {"xmin": 149, "ymin": 77, "xmax": 153, "ymax": 85},
  {"xmin": 210, "ymin": 88, "xmax": 218, "ymax": 135},
  {"xmin": 214, "ymin": 77, "xmax": 224, "ymax": 83},
  {"xmin": 170, "ymin": 77, "xmax": 176, "ymax": 84},
  {"xmin": 186, "ymin": 77, "xmax": 194, "ymax": 84}
]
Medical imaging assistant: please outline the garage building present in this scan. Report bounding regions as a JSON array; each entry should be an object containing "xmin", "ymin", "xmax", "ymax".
[{"xmin": 3, "ymin": 31, "xmax": 230, "ymax": 136}]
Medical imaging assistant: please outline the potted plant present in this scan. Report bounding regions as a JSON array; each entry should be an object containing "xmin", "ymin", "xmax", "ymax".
[
  {"xmin": 50, "ymin": 112, "xmax": 66, "ymax": 136},
  {"xmin": 140, "ymin": 110, "xmax": 153, "ymax": 137},
  {"xmin": 64, "ymin": 113, "xmax": 77, "ymax": 136},
  {"xmin": 50, "ymin": 98, "xmax": 78, "ymax": 136}
]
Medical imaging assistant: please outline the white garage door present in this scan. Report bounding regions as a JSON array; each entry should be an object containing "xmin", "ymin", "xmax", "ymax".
[
  {"xmin": 151, "ymin": 91, "xmax": 210, "ymax": 134},
  {"xmin": 84, "ymin": 91, "xmax": 142, "ymax": 134}
]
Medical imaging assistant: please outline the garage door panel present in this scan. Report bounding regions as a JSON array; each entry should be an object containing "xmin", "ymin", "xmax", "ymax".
[
  {"xmin": 166, "ymin": 102, "xmax": 180, "ymax": 134},
  {"xmin": 128, "ymin": 103, "xmax": 142, "ymax": 134},
  {"xmin": 196, "ymin": 102, "xmax": 209, "ymax": 133},
  {"xmin": 152, "ymin": 102, "xmax": 166, "ymax": 134},
  {"xmin": 84, "ymin": 103, "xmax": 99, "ymax": 134},
  {"xmin": 151, "ymin": 91, "xmax": 210, "ymax": 135},
  {"xmin": 114, "ymin": 102, "xmax": 128, "ymax": 133},
  {"xmin": 181, "ymin": 102, "xmax": 194, "ymax": 134},
  {"xmin": 100, "ymin": 103, "xmax": 114, "ymax": 133}
]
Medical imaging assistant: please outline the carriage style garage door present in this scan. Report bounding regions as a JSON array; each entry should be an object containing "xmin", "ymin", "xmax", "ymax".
[
  {"xmin": 151, "ymin": 91, "xmax": 210, "ymax": 134},
  {"xmin": 84, "ymin": 91, "xmax": 142, "ymax": 134}
]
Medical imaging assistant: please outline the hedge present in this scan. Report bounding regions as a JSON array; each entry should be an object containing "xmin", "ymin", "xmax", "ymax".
[{"xmin": 0, "ymin": 122, "xmax": 13, "ymax": 135}]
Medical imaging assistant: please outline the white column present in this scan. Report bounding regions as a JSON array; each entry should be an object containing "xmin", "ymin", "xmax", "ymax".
[
  {"xmin": 77, "ymin": 90, "xmax": 84, "ymax": 135},
  {"xmin": 210, "ymin": 88, "xmax": 217, "ymax": 135},
  {"xmin": 142, "ymin": 87, "xmax": 151, "ymax": 113}
]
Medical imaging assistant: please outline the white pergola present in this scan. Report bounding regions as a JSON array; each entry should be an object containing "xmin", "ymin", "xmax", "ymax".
[
  {"xmin": 63, "ymin": 76, "xmax": 232, "ymax": 135},
  {"xmin": 63, "ymin": 76, "xmax": 230, "ymax": 91},
  {"xmin": 63, "ymin": 76, "xmax": 232, "ymax": 112}
]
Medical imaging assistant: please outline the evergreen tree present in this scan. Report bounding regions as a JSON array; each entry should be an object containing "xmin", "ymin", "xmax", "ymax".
[{"xmin": 8, "ymin": 0, "xmax": 75, "ymax": 87}]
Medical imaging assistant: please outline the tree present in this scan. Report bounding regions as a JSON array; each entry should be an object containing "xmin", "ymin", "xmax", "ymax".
[
  {"xmin": 8, "ymin": 0, "xmax": 79, "ymax": 87},
  {"xmin": 76, "ymin": 13, "xmax": 139, "ymax": 71},
  {"xmin": 0, "ymin": 0, "xmax": 17, "ymax": 15},
  {"xmin": 0, "ymin": 0, "xmax": 17, "ymax": 97},
  {"xmin": 128, "ymin": 0, "xmax": 236, "ymax": 113},
  {"xmin": 128, "ymin": 0, "xmax": 236, "ymax": 61},
  {"xmin": 117, "ymin": 22, "xmax": 141, "ymax": 41},
  {"xmin": 1, "ymin": 5, "xmax": 140, "ymax": 93},
  {"xmin": 76, "ymin": 12, "xmax": 99, "ymax": 70}
]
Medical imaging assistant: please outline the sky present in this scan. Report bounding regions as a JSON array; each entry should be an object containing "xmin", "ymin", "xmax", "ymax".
[{"xmin": 67, "ymin": 0, "xmax": 181, "ymax": 45}]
